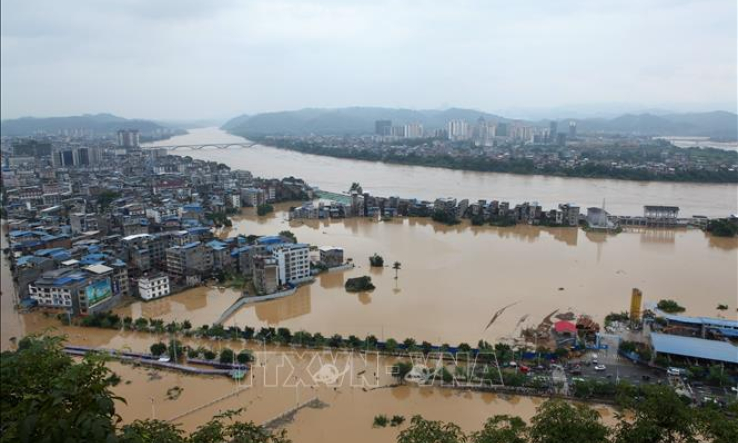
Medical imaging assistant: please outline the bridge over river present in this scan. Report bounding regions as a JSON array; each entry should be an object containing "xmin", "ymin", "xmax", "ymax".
[{"xmin": 142, "ymin": 142, "xmax": 256, "ymax": 150}]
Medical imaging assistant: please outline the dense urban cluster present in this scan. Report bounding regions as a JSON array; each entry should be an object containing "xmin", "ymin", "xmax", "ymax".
[
  {"xmin": 247, "ymin": 117, "xmax": 738, "ymax": 183},
  {"xmin": 292, "ymin": 183, "xmax": 734, "ymax": 232},
  {"xmin": 292, "ymin": 183, "xmax": 585, "ymax": 227},
  {"xmin": 0, "ymin": 133, "xmax": 352, "ymax": 318}
]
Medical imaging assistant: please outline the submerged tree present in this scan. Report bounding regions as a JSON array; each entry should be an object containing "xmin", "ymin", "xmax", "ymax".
[{"xmin": 393, "ymin": 261, "xmax": 402, "ymax": 279}]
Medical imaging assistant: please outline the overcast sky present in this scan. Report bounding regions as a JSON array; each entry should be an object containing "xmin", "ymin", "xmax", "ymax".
[{"xmin": 1, "ymin": 0, "xmax": 736, "ymax": 120}]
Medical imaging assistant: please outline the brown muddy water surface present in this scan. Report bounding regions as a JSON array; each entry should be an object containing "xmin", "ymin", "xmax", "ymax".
[
  {"xmin": 100, "ymin": 206, "xmax": 737, "ymax": 348},
  {"xmin": 2, "ymin": 205, "xmax": 736, "ymax": 441}
]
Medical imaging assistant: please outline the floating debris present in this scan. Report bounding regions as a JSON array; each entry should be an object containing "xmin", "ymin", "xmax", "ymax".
[
  {"xmin": 483, "ymin": 301, "xmax": 519, "ymax": 331},
  {"xmin": 555, "ymin": 311, "xmax": 576, "ymax": 321}
]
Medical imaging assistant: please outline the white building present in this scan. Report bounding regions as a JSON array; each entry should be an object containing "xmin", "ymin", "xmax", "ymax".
[
  {"xmin": 403, "ymin": 123, "xmax": 424, "ymax": 139},
  {"xmin": 447, "ymin": 120, "xmax": 470, "ymax": 141},
  {"xmin": 138, "ymin": 274, "xmax": 171, "ymax": 301},
  {"xmin": 273, "ymin": 243, "xmax": 311, "ymax": 285}
]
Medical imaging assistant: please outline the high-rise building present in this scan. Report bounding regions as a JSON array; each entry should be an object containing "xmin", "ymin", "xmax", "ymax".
[
  {"xmin": 117, "ymin": 129, "xmax": 140, "ymax": 148},
  {"xmin": 403, "ymin": 123, "xmax": 424, "ymax": 139},
  {"xmin": 375, "ymin": 120, "xmax": 392, "ymax": 136},
  {"xmin": 474, "ymin": 116, "xmax": 487, "ymax": 144},
  {"xmin": 52, "ymin": 147, "xmax": 101, "ymax": 168},
  {"xmin": 549, "ymin": 121, "xmax": 558, "ymax": 144},
  {"xmin": 556, "ymin": 133, "xmax": 567, "ymax": 146},
  {"xmin": 447, "ymin": 120, "xmax": 470, "ymax": 141},
  {"xmin": 389, "ymin": 126, "xmax": 405, "ymax": 137},
  {"xmin": 568, "ymin": 121, "xmax": 577, "ymax": 138},
  {"xmin": 13, "ymin": 140, "xmax": 52, "ymax": 157},
  {"xmin": 496, "ymin": 122, "xmax": 508, "ymax": 137}
]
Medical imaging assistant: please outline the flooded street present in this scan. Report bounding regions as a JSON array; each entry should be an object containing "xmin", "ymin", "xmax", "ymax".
[{"xmin": 145, "ymin": 127, "xmax": 738, "ymax": 217}]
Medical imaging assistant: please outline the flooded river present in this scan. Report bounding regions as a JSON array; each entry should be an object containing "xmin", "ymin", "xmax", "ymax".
[
  {"xmin": 2, "ymin": 128, "xmax": 736, "ymax": 441},
  {"xmin": 145, "ymin": 127, "xmax": 738, "ymax": 217},
  {"xmin": 2, "ymin": 246, "xmax": 614, "ymax": 441}
]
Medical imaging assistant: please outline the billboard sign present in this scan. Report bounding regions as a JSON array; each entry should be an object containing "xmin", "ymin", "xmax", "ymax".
[{"xmin": 86, "ymin": 279, "xmax": 112, "ymax": 307}]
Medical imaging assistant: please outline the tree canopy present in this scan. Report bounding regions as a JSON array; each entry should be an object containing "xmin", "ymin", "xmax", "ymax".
[{"xmin": 0, "ymin": 335, "xmax": 290, "ymax": 443}]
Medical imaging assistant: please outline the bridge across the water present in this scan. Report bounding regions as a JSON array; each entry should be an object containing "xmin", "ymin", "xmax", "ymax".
[{"xmin": 142, "ymin": 142, "xmax": 256, "ymax": 150}]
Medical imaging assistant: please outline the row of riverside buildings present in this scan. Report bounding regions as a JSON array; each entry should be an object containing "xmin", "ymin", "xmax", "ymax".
[
  {"xmin": 291, "ymin": 184, "xmax": 584, "ymax": 227},
  {"xmin": 2, "ymin": 134, "xmax": 344, "ymax": 316}
]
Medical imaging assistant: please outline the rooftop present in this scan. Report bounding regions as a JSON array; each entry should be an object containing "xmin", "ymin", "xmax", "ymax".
[
  {"xmin": 84, "ymin": 264, "xmax": 113, "ymax": 275},
  {"xmin": 659, "ymin": 312, "xmax": 738, "ymax": 330},
  {"xmin": 650, "ymin": 333, "xmax": 738, "ymax": 365}
]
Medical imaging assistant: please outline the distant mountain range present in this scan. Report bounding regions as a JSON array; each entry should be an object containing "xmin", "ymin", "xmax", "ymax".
[
  {"xmin": 223, "ymin": 107, "xmax": 737, "ymax": 140},
  {"xmin": 0, "ymin": 113, "xmax": 175, "ymax": 136}
]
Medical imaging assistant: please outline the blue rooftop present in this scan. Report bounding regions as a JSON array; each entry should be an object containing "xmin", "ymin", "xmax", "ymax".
[
  {"xmin": 16, "ymin": 256, "xmax": 48, "ymax": 267},
  {"xmin": 651, "ymin": 333, "xmax": 738, "ymax": 364},
  {"xmin": 49, "ymin": 251, "xmax": 72, "ymax": 261},
  {"xmin": 230, "ymin": 246, "xmax": 252, "ymax": 257},
  {"xmin": 53, "ymin": 272, "xmax": 88, "ymax": 286},
  {"xmin": 35, "ymin": 247, "xmax": 67, "ymax": 257},
  {"xmin": 79, "ymin": 253, "xmax": 107, "ymax": 265},
  {"xmin": 182, "ymin": 241, "xmax": 201, "ymax": 249},
  {"xmin": 256, "ymin": 236, "xmax": 284, "ymax": 245},
  {"xmin": 9, "ymin": 230, "xmax": 35, "ymax": 238},
  {"xmin": 662, "ymin": 313, "xmax": 738, "ymax": 330},
  {"xmin": 206, "ymin": 240, "xmax": 227, "ymax": 250}
]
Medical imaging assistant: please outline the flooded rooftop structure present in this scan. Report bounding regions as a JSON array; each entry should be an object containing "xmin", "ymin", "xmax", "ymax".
[{"xmin": 644, "ymin": 205, "xmax": 680, "ymax": 226}]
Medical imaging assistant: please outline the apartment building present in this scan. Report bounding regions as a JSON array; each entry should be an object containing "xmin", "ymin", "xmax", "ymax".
[
  {"xmin": 318, "ymin": 246, "xmax": 344, "ymax": 268},
  {"xmin": 273, "ymin": 243, "xmax": 311, "ymax": 285},
  {"xmin": 138, "ymin": 274, "xmax": 171, "ymax": 301},
  {"xmin": 165, "ymin": 241, "xmax": 213, "ymax": 277},
  {"xmin": 253, "ymin": 256, "xmax": 279, "ymax": 295},
  {"xmin": 121, "ymin": 233, "xmax": 169, "ymax": 272},
  {"xmin": 28, "ymin": 268, "xmax": 117, "ymax": 316}
]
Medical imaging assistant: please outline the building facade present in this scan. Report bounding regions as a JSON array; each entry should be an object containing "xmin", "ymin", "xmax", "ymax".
[{"xmin": 138, "ymin": 274, "xmax": 171, "ymax": 301}]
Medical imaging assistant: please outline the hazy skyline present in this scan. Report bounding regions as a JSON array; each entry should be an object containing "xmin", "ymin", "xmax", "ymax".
[{"xmin": 2, "ymin": 0, "xmax": 736, "ymax": 120}]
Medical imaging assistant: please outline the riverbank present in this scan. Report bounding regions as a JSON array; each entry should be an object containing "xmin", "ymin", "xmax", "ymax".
[
  {"xmin": 145, "ymin": 127, "xmax": 738, "ymax": 217},
  {"xmin": 238, "ymin": 133, "xmax": 738, "ymax": 184}
]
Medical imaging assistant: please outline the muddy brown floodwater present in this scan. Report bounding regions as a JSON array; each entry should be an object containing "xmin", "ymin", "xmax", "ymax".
[
  {"xmin": 146, "ymin": 127, "xmax": 738, "ymax": 217},
  {"xmin": 110, "ymin": 205, "xmax": 738, "ymax": 347},
  {"xmin": 2, "ymin": 202, "xmax": 736, "ymax": 441}
]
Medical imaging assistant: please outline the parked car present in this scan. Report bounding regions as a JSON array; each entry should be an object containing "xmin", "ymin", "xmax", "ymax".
[
  {"xmin": 594, "ymin": 364, "xmax": 607, "ymax": 371},
  {"xmin": 667, "ymin": 367, "xmax": 685, "ymax": 377},
  {"xmin": 158, "ymin": 356, "xmax": 171, "ymax": 362}
]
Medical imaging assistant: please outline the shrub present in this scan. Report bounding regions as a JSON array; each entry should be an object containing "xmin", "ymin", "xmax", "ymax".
[
  {"xmin": 369, "ymin": 254, "xmax": 384, "ymax": 267},
  {"xmin": 150, "ymin": 342, "xmax": 167, "ymax": 357},
  {"xmin": 657, "ymin": 299, "xmax": 686, "ymax": 314},
  {"xmin": 373, "ymin": 414, "xmax": 389, "ymax": 428},
  {"xmin": 345, "ymin": 276, "xmax": 375, "ymax": 292},
  {"xmin": 237, "ymin": 350, "xmax": 253, "ymax": 364},
  {"xmin": 390, "ymin": 415, "xmax": 405, "ymax": 427}
]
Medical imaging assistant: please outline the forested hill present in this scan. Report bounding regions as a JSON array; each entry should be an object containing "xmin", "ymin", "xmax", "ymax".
[
  {"xmin": 224, "ymin": 107, "xmax": 737, "ymax": 140},
  {"xmin": 1, "ymin": 113, "xmax": 173, "ymax": 136}
]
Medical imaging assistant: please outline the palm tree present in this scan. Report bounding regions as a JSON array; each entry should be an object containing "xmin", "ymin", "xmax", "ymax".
[{"xmin": 392, "ymin": 261, "xmax": 402, "ymax": 279}]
